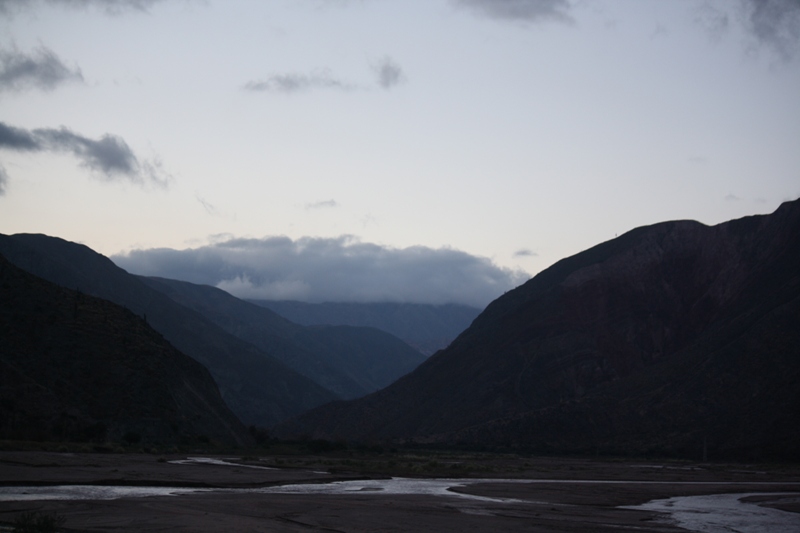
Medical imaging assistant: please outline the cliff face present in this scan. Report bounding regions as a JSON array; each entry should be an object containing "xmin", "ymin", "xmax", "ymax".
[
  {"xmin": 278, "ymin": 200, "xmax": 800, "ymax": 460},
  {"xmin": 0, "ymin": 254, "xmax": 251, "ymax": 447}
]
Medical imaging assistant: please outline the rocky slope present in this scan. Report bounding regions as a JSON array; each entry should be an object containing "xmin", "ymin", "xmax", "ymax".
[
  {"xmin": 277, "ymin": 200, "xmax": 800, "ymax": 460},
  {"xmin": 0, "ymin": 254, "xmax": 250, "ymax": 447}
]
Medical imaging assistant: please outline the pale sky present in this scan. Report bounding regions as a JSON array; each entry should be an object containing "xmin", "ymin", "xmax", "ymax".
[{"xmin": 1, "ymin": 0, "xmax": 799, "ymax": 306}]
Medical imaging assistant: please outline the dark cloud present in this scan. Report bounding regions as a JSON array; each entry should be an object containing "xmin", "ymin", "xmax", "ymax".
[
  {"xmin": 243, "ymin": 70, "xmax": 352, "ymax": 94},
  {"xmin": 112, "ymin": 235, "xmax": 529, "ymax": 307},
  {"xmin": 305, "ymin": 199, "xmax": 338, "ymax": 210},
  {"xmin": 0, "ymin": 121, "xmax": 169, "ymax": 187},
  {"xmin": 372, "ymin": 56, "xmax": 405, "ymax": 89},
  {"xmin": 0, "ymin": 122, "xmax": 41, "ymax": 150},
  {"xmin": 0, "ymin": 46, "xmax": 83, "ymax": 94},
  {"xmin": 741, "ymin": 0, "xmax": 800, "ymax": 61},
  {"xmin": 0, "ymin": 0, "xmax": 164, "ymax": 16},
  {"xmin": 452, "ymin": 0, "xmax": 573, "ymax": 24}
]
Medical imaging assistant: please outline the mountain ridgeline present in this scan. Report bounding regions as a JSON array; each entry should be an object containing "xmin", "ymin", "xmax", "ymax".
[
  {"xmin": 0, "ymin": 233, "xmax": 427, "ymax": 428},
  {"xmin": 0, "ymin": 254, "xmax": 250, "ymax": 447},
  {"xmin": 248, "ymin": 300, "xmax": 481, "ymax": 356},
  {"xmin": 140, "ymin": 277, "xmax": 426, "ymax": 399},
  {"xmin": 276, "ymin": 199, "xmax": 800, "ymax": 460}
]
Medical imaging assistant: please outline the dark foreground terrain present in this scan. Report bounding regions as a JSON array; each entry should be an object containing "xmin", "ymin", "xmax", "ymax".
[{"xmin": 1, "ymin": 450, "xmax": 798, "ymax": 532}]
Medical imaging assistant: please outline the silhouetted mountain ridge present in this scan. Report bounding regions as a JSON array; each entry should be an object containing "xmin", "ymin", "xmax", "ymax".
[
  {"xmin": 276, "ymin": 200, "xmax": 800, "ymax": 460},
  {"xmin": 0, "ymin": 254, "xmax": 250, "ymax": 447},
  {"xmin": 0, "ymin": 234, "xmax": 336, "ymax": 427}
]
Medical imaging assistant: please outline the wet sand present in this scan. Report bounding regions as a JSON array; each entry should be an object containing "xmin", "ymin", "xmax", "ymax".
[{"xmin": 1, "ymin": 451, "xmax": 799, "ymax": 532}]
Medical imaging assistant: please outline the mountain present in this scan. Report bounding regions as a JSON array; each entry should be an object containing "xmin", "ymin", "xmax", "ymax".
[
  {"xmin": 248, "ymin": 300, "xmax": 481, "ymax": 355},
  {"xmin": 0, "ymin": 234, "xmax": 336, "ymax": 428},
  {"xmin": 0, "ymin": 254, "xmax": 250, "ymax": 447},
  {"xmin": 276, "ymin": 200, "xmax": 800, "ymax": 460},
  {"xmin": 141, "ymin": 277, "xmax": 427, "ymax": 399}
]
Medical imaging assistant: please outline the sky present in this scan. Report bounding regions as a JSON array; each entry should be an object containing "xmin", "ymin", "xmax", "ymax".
[{"xmin": 1, "ymin": 0, "xmax": 799, "ymax": 307}]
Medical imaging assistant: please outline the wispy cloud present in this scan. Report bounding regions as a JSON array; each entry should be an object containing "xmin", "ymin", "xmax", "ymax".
[
  {"xmin": 452, "ymin": 0, "xmax": 573, "ymax": 25},
  {"xmin": 0, "ymin": 45, "xmax": 83, "ymax": 94},
  {"xmin": 0, "ymin": 164, "xmax": 8, "ymax": 195},
  {"xmin": 695, "ymin": 0, "xmax": 800, "ymax": 61},
  {"xmin": 513, "ymin": 248, "xmax": 537, "ymax": 258},
  {"xmin": 243, "ymin": 70, "xmax": 353, "ymax": 94},
  {"xmin": 196, "ymin": 195, "xmax": 218, "ymax": 215},
  {"xmin": 372, "ymin": 56, "xmax": 405, "ymax": 89},
  {"xmin": 0, "ymin": 0, "xmax": 166, "ymax": 17},
  {"xmin": 305, "ymin": 199, "xmax": 338, "ymax": 210},
  {"xmin": 694, "ymin": 3, "xmax": 730, "ymax": 43},
  {"xmin": 725, "ymin": 193, "xmax": 741, "ymax": 202},
  {"xmin": 113, "ymin": 235, "xmax": 529, "ymax": 307},
  {"xmin": 0, "ymin": 121, "xmax": 170, "ymax": 187}
]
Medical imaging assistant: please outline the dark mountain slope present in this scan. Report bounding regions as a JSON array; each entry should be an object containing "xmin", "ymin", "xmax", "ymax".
[
  {"xmin": 0, "ymin": 234, "xmax": 336, "ymax": 427},
  {"xmin": 277, "ymin": 200, "xmax": 800, "ymax": 460},
  {"xmin": 0, "ymin": 254, "xmax": 250, "ymax": 447},
  {"xmin": 249, "ymin": 300, "xmax": 481, "ymax": 355},
  {"xmin": 141, "ymin": 277, "xmax": 427, "ymax": 399}
]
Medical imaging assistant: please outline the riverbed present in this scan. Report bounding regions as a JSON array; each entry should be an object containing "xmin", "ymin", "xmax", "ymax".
[{"xmin": 1, "ymin": 451, "xmax": 798, "ymax": 532}]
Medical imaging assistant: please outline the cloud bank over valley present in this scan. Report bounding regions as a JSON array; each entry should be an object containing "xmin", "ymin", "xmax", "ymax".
[{"xmin": 113, "ymin": 235, "xmax": 528, "ymax": 308}]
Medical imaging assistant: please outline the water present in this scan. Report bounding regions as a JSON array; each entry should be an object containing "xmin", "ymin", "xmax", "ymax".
[
  {"xmin": 0, "ymin": 485, "xmax": 211, "ymax": 501},
  {"xmin": 168, "ymin": 457, "xmax": 276, "ymax": 470},
  {"xmin": 623, "ymin": 492, "xmax": 800, "ymax": 533},
  {"xmin": 255, "ymin": 477, "xmax": 529, "ymax": 503},
  {"xmin": 2, "ymin": 463, "xmax": 798, "ymax": 533}
]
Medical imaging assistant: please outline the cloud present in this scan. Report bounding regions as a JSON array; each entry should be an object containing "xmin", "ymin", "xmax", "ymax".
[
  {"xmin": 243, "ymin": 70, "xmax": 353, "ymax": 93},
  {"xmin": 0, "ymin": 121, "xmax": 170, "ymax": 187},
  {"xmin": 196, "ymin": 195, "xmax": 218, "ymax": 215},
  {"xmin": 696, "ymin": 1, "xmax": 800, "ymax": 61},
  {"xmin": 740, "ymin": 0, "xmax": 800, "ymax": 61},
  {"xmin": 112, "ymin": 235, "xmax": 529, "ymax": 307},
  {"xmin": 452, "ymin": 0, "xmax": 573, "ymax": 24},
  {"xmin": 372, "ymin": 56, "xmax": 405, "ymax": 89},
  {"xmin": 0, "ymin": 122, "xmax": 40, "ymax": 150},
  {"xmin": 513, "ymin": 248, "xmax": 538, "ymax": 258},
  {"xmin": 0, "ymin": 46, "xmax": 83, "ymax": 94},
  {"xmin": 305, "ymin": 199, "xmax": 338, "ymax": 210},
  {"xmin": 725, "ymin": 193, "xmax": 741, "ymax": 202},
  {"xmin": 694, "ymin": 3, "xmax": 731, "ymax": 42},
  {"xmin": 0, "ymin": 0, "xmax": 165, "ymax": 16},
  {"xmin": 0, "ymin": 164, "xmax": 8, "ymax": 195}
]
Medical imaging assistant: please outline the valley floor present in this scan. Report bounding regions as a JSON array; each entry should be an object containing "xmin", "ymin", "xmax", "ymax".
[{"xmin": 1, "ymin": 450, "xmax": 799, "ymax": 532}]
